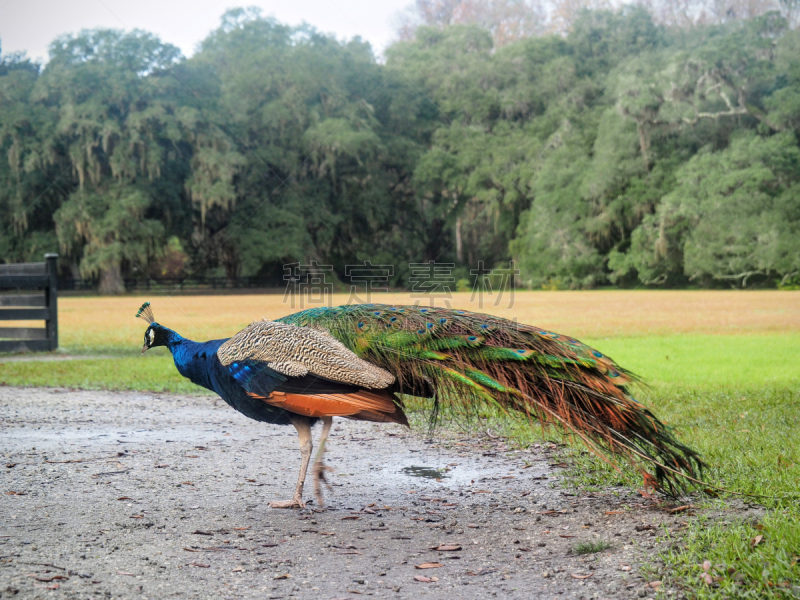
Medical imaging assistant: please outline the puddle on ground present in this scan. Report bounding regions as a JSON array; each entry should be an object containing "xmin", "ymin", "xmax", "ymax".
[{"xmin": 401, "ymin": 465, "xmax": 449, "ymax": 479}]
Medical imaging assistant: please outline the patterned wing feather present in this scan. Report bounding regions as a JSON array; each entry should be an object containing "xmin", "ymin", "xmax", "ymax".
[
  {"xmin": 217, "ymin": 319, "xmax": 394, "ymax": 389},
  {"xmin": 278, "ymin": 304, "xmax": 704, "ymax": 496}
]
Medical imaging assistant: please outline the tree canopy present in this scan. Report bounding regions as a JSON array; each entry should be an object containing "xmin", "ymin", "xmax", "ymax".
[{"xmin": 1, "ymin": 5, "xmax": 799, "ymax": 291}]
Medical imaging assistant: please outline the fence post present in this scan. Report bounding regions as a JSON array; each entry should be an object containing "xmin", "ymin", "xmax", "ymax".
[{"xmin": 45, "ymin": 253, "xmax": 58, "ymax": 351}]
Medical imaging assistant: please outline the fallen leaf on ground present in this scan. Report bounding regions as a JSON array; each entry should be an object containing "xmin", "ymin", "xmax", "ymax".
[
  {"xmin": 571, "ymin": 573, "xmax": 593, "ymax": 579},
  {"xmin": 467, "ymin": 568, "xmax": 498, "ymax": 576},
  {"xmin": 702, "ymin": 573, "xmax": 713, "ymax": 585},
  {"xmin": 414, "ymin": 575, "xmax": 438, "ymax": 583},
  {"xmin": 116, "ymin": 496, "xmax": 132, "ymax": 500},
  {"xmin": 273, "ymin": 573, "xmax": 291, "ymax": 579},
  {"xmin": 116, "ymin": 571, "xmax": 135, "ymax": 576},
  {"xmin": 667, "ymin": 505, "xmax": 692, "ymax": 514},
  {"xmin": 648, "ymin": 581, "xmax": 662, "ymax": 588},
  {"xmin": 33, "ymin": 583, "xmax": 59, "ymax": 589},
  {"xmin": 231, "ymin": 567, "xmax": 244, "ymax": 573},
  {"xmin": 190, "ymin": 562, "xmax": 210, "ymax": 568},
  {"xmin": 431, "ymin": 544, "xmax": 461, "ymax": 551},
  {"xmin": 604, "ymin": 510, "xmax": 623, "ymax": 515},
  {"xmin": 341, "ymin": 516, "xmax": 359, "ymax": 520},
  {"xmin": 702, "ymin": 560, "xmax": 711, "ymax": 572},
  {"xmin": 193, "ymin": 530, "xmax": 213, "ymax": 536},
  {"xmin": 750, "ymin": 535, "xmax": 764, "ymax": 548},
  {"xmin": 415, "ymin": 563, "xmax": 444, "ymax": 569}
]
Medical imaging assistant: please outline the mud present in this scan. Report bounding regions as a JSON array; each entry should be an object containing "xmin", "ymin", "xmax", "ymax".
[{"xmin": 0, "ymin": 387, "xmax": 722, "ymax": 599}]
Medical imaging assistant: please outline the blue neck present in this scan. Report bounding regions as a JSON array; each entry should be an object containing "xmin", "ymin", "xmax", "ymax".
[
  {"xmin": 161, "ymin": 327, "xmax": 226, "ymax": 391},
  {"xmin": 153, "ymin": 325, "xmax": 294, "ymax": 426}
]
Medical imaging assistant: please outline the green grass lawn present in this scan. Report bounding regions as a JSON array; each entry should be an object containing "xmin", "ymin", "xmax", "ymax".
[
  {"xmin": 601, "ymin": 335, "xmax": 800, "ymax": 599},
  {"xmin": 0, "ymin": 352, "xmax": 204, "ymax": 394},
  {"xmin": 1, "ymin": 333, "xmax": 798, "ymax": 598}
]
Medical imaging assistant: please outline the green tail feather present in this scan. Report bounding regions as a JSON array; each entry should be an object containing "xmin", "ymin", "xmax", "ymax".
[{"xmin": 279, "ymin": 303, "xmax": 703, "ymax": 496}]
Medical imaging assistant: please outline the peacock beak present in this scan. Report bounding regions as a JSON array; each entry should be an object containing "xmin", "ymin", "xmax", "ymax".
[{"xmin": 142, "ymin": 343, "xmax": 149, "ymax": 355}]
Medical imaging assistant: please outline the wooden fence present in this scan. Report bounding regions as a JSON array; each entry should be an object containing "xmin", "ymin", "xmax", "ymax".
[{"xmin": 0, "ymin": 254, "xmax": 58, "ymax": 353}]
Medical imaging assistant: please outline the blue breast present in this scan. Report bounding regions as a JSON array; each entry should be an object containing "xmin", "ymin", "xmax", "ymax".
[{"xmin": 169, "ymin": 338, "xmax": 293, "ymax": 426}]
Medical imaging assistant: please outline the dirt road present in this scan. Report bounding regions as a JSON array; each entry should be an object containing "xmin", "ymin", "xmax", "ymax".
[{"xmin": 1, "ymin": 387, "xmax": 681, "ymax": 599}]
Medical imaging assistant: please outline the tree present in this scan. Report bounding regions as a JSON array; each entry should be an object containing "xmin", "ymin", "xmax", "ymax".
[
  {"xmin": 189, "ymin": 9, "xmax": 430, "ymax": 283},
  {"xmin": 40, "ymin": 29, "xmax": 182, "ymax": 292},
  {"xmin": 396, "ymin": 0, "xmax": 547, "ymax": 45},
  {"xmin": 0, "ymin": 46, "xmax": 63, "ymax": 264},
  {"xmin": 3, "ymin": 6, "xmax": 800, "ymax": 292},
  {"xmin": 636, "ymin": 133, "xmax": 800, "ymax": 287}
]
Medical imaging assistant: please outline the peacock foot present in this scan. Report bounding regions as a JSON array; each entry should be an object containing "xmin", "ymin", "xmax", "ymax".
[
  {"xmin": 312, "ymin": 461, "xmax": 334, "ymax": 507},
  {"xmin": 269, "ymin": 495, "xmax": 305, "ymax": 509}
]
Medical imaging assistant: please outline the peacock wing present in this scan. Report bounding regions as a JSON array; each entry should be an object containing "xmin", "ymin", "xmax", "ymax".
[
  {"xmin": 217, "ymin": 319, "xmax": 394, "ymax": 389},
  {"xmin": 217, "ymin": 319, "xmax": 405, "ymax": 424}
]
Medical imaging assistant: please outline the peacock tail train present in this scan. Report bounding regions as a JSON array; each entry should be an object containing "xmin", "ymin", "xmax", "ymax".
[{"xmin": 278, "ymin": 303, "xmax": 703, "ymax": 496}]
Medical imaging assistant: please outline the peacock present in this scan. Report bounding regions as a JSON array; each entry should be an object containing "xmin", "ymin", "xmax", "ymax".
[{"xmin": 137, "ymin": 301, "xmax": 703, "ymax": 508}]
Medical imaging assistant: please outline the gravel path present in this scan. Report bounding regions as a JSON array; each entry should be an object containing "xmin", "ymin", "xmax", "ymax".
[{"xmin": 1, "ymin": 387, "xmax": 689, "ymax": 599}]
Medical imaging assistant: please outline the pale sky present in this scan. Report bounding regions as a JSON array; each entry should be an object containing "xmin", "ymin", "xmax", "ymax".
[{"xmin": 0, "ymin": 0, "xmax": 412, "ymax": 63}]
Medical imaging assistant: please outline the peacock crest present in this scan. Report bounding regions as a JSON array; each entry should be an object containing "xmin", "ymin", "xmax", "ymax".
[{"xmin": 136, "ymin": 301, "xmax": 155, "ymax": 324}]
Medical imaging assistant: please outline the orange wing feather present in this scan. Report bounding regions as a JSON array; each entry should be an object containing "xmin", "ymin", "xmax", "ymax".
[{"xmin": 247, "ymin": 390, "xmax": 408, "ymax": 426}]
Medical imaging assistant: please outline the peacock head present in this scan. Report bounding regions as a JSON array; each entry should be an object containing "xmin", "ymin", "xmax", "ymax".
[{"xmin": 136, "ymin": 302, "xmax": 171, "ymax": 354}]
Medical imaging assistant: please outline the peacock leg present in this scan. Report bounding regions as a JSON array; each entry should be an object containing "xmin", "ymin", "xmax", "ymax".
[
  {"xmin": 312, "ymin": 417, "xmax": 334, "ymax": 507},
  {"xmin": 270, "ymin": 415, "xmax": 314, "ymax": 509}
]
